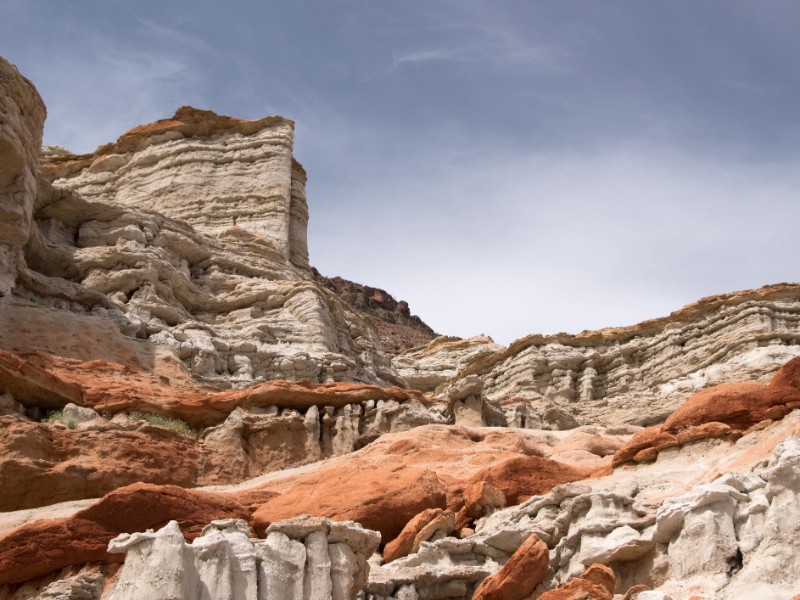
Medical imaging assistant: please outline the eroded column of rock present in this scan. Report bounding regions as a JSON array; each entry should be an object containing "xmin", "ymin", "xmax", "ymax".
[
  {"xmin": 198, "ymin": 399, "xmax": 449, "ymax": 484},
  {"xmin": 107, "ymin": 516, "xmax": 380, "ymax": 600},
  {"xmin": 0, "ymin": 57, "xmax": 45, "ymax": 293}
]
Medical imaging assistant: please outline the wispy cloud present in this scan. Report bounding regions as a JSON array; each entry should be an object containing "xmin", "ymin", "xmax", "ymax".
[{"xmin": 133, "ymin": 16, "xmax": 219, "ymax": 57}]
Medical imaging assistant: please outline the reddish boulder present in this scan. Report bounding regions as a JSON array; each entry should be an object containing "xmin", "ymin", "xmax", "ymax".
[
  {"xmin": 0, "ymin": 483, "xmax": 249, "ymax": 584},
  {"xmin": 764, "ymin": 356, "xmax": 800, "ymax": 406},
  {"xmin": 663, "ymin": 382, "xmax": 768, "ymax": 432},
  {"xmin": 252, "ymin": 464, "xmax": 448, "ymax": 543},
  {"xmin": 383, "ymin": 508, "xmax": 455, "ymax": 563},
  {"xmin": 472, "ymin": 533, "xmax": 549, "ymax": 600},
  {"xmin": 538, "ymin": 564, "xmax": 615, "ymax": 600},
  {"xmin": 463, "ymin": 481, "xmax": 506, "ymax": 518}
]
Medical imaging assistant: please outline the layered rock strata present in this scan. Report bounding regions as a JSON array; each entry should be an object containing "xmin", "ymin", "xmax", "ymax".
[
  {"xmin": 0, "ymin": 347, "xmax": 447, "ymax": 511},
  {"xmin": 41, "ymin": 106, "xmax": 310, "ymax": 269},
  {"xmin": 393, "ymin": 336, "xmax": 504, "ymax": 393},
  {"xmin": 438, "ymin": 284, "xmax": 800, "ymax": 427},
  {"xmin": 0, "ymin": 58, "xmax": 45, "ymax": 294},
  {"xmin": 314, "ymin": 272, "xmax": 437, "ymax": 355},
  {"xmin": 0, "ymin": 55, "xmax": 411, "ymax": 387}
]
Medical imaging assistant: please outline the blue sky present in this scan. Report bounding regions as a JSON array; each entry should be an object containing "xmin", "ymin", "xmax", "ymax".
[{"xmin": 2, "ymin": 1, "xmax": 799, "ymax": 344}]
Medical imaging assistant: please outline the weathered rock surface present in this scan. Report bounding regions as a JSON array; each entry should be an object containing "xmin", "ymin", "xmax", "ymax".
[
  {"xmin": 1, "ymin": 73, "xmax": 410, "ymax": 387},
  {"xmin": 42, "ymin": 107, "xmax": 310, "ymax": 269},
  {"xmin": 367, "ymin": 410, "xmax": 800, "ymax": 600},
  {"xmin": 0, "ymin": 419, "xmax": 199, "ymax": 511},
  {"xmin": 443, "ymin": 284, "xmax": 800, "ymax": 427},
  {"xmin": 0, "ymin": 346, "xmax": 432, "ymax": 428},
  {"xmin": 315, "ymin": 273, "xmax": 437, "ymax": 355},
  {"xmin": 471, "ymin": 533, "xmax": 549, "ymax": 600},
  {"xmin": 105, "ymin": 516, "xmax": 379, "ymax": 600},
  {"xmin": 537, "ymin": 564, "xmax": 615, "ymax": 600},
  {"xmin": 0, "ymin": 57, "xmax": 45, "ymax": 295},
  {"xmin": 394, "ymin": 336, "xmax": 504, "ymax": 393},
  {"xmin": 247, "ymin": 424, "xmax": 594, "ymax": 546},
  {"xmin": 3, "ymin": 55, "xmax": 800, "ymax": 600},
  {"xmin": 0, "ymin": 483, "xmax": 249, "ymax": 585},
  {"xmin": 0, "ymin": 352, "xmax": 451, "ymax": 510},
  {"xmin": 613, "ymin": 356, "xmax": 800, "ymax": 466},
  {"xmin": 383, "ymin": 509, "xmax": 456, "ymax": 564}
]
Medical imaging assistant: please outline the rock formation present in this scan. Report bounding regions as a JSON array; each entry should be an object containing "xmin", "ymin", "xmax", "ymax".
[
  {"xmin": 106, "ymin": 516, "xmax": 380, "ymax": 600},
  {"xmin": 314, "ymin": 272, "xmax": 437, "ymax": 355},
  {"xmin": 2, "ymin": 54, "xmax": 800, "ymax": 600},
  {"xmin": 426, "ymin": 284, "xmax": 800, "ymax": 427}
]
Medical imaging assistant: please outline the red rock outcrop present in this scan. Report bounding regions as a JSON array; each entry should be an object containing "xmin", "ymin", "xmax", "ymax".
[
  {"xmin": 614, "ymin": 356, "xmax": 800, "ymax": 466},
  {"xmin": 0, "ymin": 420, "xmax": 200, "ymax": 511},
  {"xmin": 3, "ymin": 348, "xmax": 431, "ymax": 428},
  {"xmin": 462, "ymin": 455, "xmax": 586, "ymax": 507},
  {"xmin": 248, "ymin": 425, "xmax": 588, "ymax": 547},
  {"xmin": 472, "ymin": 533, "xmax": 549, "ymax": 600},
  {"xmin": 0, "ymin": 348, "xmax": 81, "ymax": 409},
  {"xmin": 538, "ymin": 568, "xmax": 614, "ymax": 600},
  {"xmin": 252, "ymin": 465, "xmax": 448, "ymax": 542},
  {"xmin": 0, "ymin": 483, "xmax": 249, "ymax": 585}
]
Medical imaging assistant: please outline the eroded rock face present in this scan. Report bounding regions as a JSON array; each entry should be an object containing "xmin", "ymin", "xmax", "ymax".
[
  {"xmin": 0, "ymin": 57, "xmax": 45, "ymax": 294},
  {"xmin": 368, "ymin": 414, "xmax": 800, "ymax": 600},
  {"xmin": 0, "ymin": 64, "xmax": 413, "ymax": 388},
  {"xmin": 315, "ymin": 273, "xmax": 437, "ymax": 356},
  {"xmin": 105, "ymin": 516, "xmax": 380, "ymax": 600},
  {"xmin": 393, "ymin": 336, "xmax": 504, "ymax": 393},
  {"xmin": 42, "ymin": 107, "xmax": 309, "ymax": 269},
  {"xmin": 445, "ymin": 284, "xmax": 800, "ymax": 427}
]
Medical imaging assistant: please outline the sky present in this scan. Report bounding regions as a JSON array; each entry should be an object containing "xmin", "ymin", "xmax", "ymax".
[{"xmin": 2, "ymin": 1, "xmax": 799, "ymax": 345}]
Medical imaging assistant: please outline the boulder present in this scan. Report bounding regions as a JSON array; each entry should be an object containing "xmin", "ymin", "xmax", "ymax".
[{"xmin": 472, "ymin": 533, "xmax": 549, "ymax": 600}]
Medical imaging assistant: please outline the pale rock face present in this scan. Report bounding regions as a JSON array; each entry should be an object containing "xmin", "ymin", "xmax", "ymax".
[
  {"xmin": 0, "ymin": 83, "xmax": 406, "ymax": 386},
  {"xmin": 445, "ymin": 285, "xmax": 800, "ymax": 427},
  {"xmin": 392, "ymin": 336, "xmax": 504, "ymax": 393},
  {"xmin": 106, "ymin": 516, "xmax": 380, "ymax": 600},
  {"xmin": 13, "ymin": 187, "xmax": 400, "ymax": 386},
  {"xmin": 0, "ymin": 57, "xmax": 46, "ymax": 294},
  {"xmin": 62, "ymin": 403, "xmax": 100, "ymax": 425},
  {"xmin": 44, "ymin": 107, "xmax": 309, "ymax": 269}
]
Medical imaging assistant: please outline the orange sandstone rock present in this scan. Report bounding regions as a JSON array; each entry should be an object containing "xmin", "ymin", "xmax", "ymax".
[
  {"xmin": 0, "ymin": 483, "xmax": 249, "ymax": 585},
  {"xmin": 472, "ymin": 533, "xmax": 549, "ymax": 600},
  {"xmin": 0, "ymin": 420, "xmax": 200, "ymax": 511},
  {"xmin": 538, "ymin": 564, "xmax": 615, "ymax": 600},
  {"xmin": 383, "ymin": 508, "xmax": 455, "ymax": 563},
  {"xmin": 252, "ymin": 465, "xmax": 448, "ymax": 543}
]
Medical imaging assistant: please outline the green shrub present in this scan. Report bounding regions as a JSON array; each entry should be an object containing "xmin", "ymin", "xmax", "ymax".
[
  {"xmin": 128, "ymin": 411, "xmax": 193, "ymax": 436},
  {"xmin": 42, "ymin": 410, "xmax": 76, "ymax": 429}
]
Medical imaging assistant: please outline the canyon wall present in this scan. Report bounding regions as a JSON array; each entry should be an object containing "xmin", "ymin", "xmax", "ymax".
[
  {"xmin": 41, "ymin": 107, "xmax": 310, "ymax": 269},
  {"xmin": 0, "ymin": 55, "xmax": 407, "ymax": 387},
  {"xmin": 421, "ymin": 284, "xmax": 800, "ymax": 428}
]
